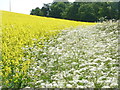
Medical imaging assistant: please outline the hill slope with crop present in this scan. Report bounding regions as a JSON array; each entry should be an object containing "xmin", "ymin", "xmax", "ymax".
[{"xmin": 1, "ymin": 11, "xmax": 95, "ymax": 88}]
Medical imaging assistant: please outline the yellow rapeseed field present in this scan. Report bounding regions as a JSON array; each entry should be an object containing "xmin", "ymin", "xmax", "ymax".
[{"xmin": 0, "ymin": 10, "xmax": 95, "ymax": 88}]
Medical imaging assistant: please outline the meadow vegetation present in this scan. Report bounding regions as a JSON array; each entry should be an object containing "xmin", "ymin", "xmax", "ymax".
[
  {"xmin": 1, "ymin": 11, "xmax": 95, "ymax": 88},
  {"xmin": 0, "ymin": 10, "xmax": 118, "ymax": 88},
  {"xmin": 26, "ymin": 20, "xmax": 119, "ymax": 88}
]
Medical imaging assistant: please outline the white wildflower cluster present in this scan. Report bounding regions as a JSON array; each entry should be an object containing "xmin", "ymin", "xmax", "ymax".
[{"xmin": 25, "ymin": 21, "xmax": 119, "ymax": 88}]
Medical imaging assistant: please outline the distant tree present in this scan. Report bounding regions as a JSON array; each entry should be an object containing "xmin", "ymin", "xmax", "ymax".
[
  {"xmin": 30, "ymin": 7, "xmax": 41, "ymax": 16},
  {"xmin": 65, "ymin": 2, "xmax": 80, "ymax": 20},
  {"xmin": 91, "ymin": 2, "xmax": 101, "ymax": 20},
  {"xmin": 98, "ymin": 3, "xmax": 109, "ymax": 19},
  {"xmin": 118, "ymin": 1, "xmax": 120, "ymax": 19},
  {"xmin": 30, "ymin": 2, "xmax": 119, "ymax": 22},
  {"xmin": 109, "ymin": 2, "xmax": 119, "ymax": 19},
  {"xmin": 61, "ymin": 3, "xmax": 71, "ymax": 19},
  {"xmin": 40, "ymin": 3, "xmax": 51, "ymax": 16},
  {"xmin": 78, "ymin": 3, "xmax": 97, "ymax": 22},
  {"xmin": 49, "ymin": 2, "xmax": 67, "ymax": 18}
]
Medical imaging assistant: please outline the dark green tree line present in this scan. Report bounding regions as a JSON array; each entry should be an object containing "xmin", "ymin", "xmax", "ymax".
[{"xmin": 30, "ymin": 2, "xmax": 119, "ymax": 22}]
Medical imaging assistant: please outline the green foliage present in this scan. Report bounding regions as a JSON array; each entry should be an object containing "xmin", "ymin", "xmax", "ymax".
[
  {"xmin": 30, "ymin": 7, "xmax": 41, "ymax": 16},
  {"xmin": 49, "ymin": 2, "xmax": 68, "ymax": 18},
  {"xmin": 30, "ymin": 2, "xmax": 119, "ymax": 22},
  {"xmin": 78, "ymin": 3, "xmax": 97, "ymax": 21}
]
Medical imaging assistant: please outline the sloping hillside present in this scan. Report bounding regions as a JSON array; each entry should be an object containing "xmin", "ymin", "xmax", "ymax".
[{"xmin": 1, "ymin": 11, "xmax": 95, "ymax": 88}]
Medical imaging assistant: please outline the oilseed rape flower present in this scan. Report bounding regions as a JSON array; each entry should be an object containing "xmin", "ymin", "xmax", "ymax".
[{"xmin": 1, "ymin": 10, "xmax": 95, "ymax": 88}]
